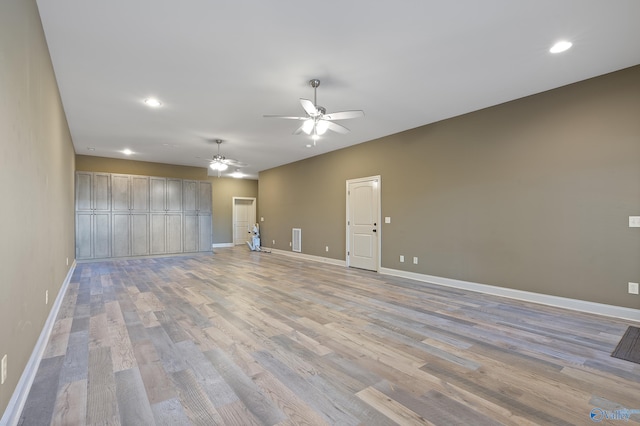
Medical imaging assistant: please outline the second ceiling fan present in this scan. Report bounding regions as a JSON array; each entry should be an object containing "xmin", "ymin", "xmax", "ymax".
[{"xmin": 265, "ymin": 79, "xmax": 364, "ymax": 141}]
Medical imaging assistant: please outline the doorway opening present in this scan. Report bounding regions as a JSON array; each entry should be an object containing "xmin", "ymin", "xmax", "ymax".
[{"xmin": 232, "ymin": 197, "xmax": 256, "ymax": 246}]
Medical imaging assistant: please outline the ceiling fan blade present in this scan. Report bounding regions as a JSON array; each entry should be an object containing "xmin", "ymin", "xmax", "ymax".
[
  {"xmin": 300, "ymin": 98, "xmax": 318, "ymax": 116},
  {"xmin": 323, "ymin": 110, "xmax": 365, "ymax": 120},
  {"xmin": 293, "ymin": 125, "xmax": 304, "ymax": 135},
  {"xmin": 325, "ymin": 120, "xmax": 350, "ymax": 134},
  {"xmin": 263, "ymin": 114, "xmax": 307, "ymax": 120},
  {"xmin": 223, "ymin": 158, "xmax": 248, "ymax": 167}
]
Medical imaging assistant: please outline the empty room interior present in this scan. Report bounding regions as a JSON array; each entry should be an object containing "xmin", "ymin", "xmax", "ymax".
[{"xmin": 2, "ymin": 1, "xmax": 640, "ymax": 425}]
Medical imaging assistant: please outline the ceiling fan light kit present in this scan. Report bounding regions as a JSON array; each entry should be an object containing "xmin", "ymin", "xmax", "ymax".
[
  {"xmin": 264, "ymin": 78, "xmax": 364, "ymax": 143},
  {"xmin": 206, "ymin": 139, "xmax": 247, "ymax": 177}
]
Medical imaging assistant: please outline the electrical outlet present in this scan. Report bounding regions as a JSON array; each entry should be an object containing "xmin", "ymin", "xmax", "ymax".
[
  {"xmin": 272, "ymin": 240, "xmax": 276, "ymax": 245},
  {"xmin": 260, "ymin": 217, "xmax": 264, "ymax": 222},
  {"xmin": 66, "ymin": 257, "xmax": 69, "ymax": 266},
  {"xmin": 45, "ymin": 290, "xmax": 49, "ymax": 305},
  {"xmin": 629, "ymin": 282, "xmax": 639, "ymax": 295},
  {"xmin": 325, "ymin": 246, "xmax": 329, "ymax": 252},
  {"xmin": 400, "ymin": 255, "xmax": 404, "ymax": 263},
  {"xmin": 413, "ymin": 257, "xmax": 418, "ymax": 264},
  {"xmin": 1, "ymin": 354, "xmax": 7, "ymax": 384}
]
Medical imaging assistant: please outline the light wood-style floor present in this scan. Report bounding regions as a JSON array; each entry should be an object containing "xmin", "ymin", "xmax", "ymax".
[{"xmin": 19, "ymin": 247, "xmax": 640, "ymax": 425}]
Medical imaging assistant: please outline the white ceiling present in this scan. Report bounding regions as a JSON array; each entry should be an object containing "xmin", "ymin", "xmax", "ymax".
[{"xmin": 36, "ymin": 1, "xmax": 640, "ymax": 179}]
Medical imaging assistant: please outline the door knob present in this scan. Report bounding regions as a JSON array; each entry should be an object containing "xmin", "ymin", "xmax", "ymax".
[{"xmin": 373, "ymin": 229, "xmax": 377, "ymax": 232}]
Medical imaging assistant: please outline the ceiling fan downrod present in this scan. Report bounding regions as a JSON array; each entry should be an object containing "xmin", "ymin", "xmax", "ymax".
[{"xmin": 310, "ymin": 79, "xmax": 320, "ymax": 108}]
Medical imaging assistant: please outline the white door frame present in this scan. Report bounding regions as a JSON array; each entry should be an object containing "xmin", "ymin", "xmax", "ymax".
[
  {"xmin": 346, "ymin": 175, "xmax": 381, "ymax": 271},
  {"xmin": 232, "ymin": 197, "xmax": 256, "ymax": 246}
]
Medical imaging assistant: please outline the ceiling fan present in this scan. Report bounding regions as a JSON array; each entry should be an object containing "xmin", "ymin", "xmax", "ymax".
[
  {"xmin": 204, "ymin": 139, "xmax": 247, "ymax": 177},
  {"xmin": 264, "ymin": 79, "xmax": 364, "ymax": 142}
]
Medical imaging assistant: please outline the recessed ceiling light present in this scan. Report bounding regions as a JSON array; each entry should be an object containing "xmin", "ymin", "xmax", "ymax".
[
  {"xmin": 87, "ymin": 147, "xmax": 95, "ymax": 151},
  {"xmin": 144, "ymin": 98, "xmax": 162, "ymax": 107},
  {"xmin": 550, "ymin": 40, "xmax": 572, "ymax": 54},
  {"xmin": 230, "ymin": 170, "xmax": 244, "ymax": 179},
  {"xmin": 122, "ymin": 149, "xmax": 133, "ymax": 155}
]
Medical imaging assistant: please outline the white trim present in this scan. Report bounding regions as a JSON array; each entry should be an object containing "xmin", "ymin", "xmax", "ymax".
[
  {"xmin": 346, "ymin": 175, "xmax": 381, "ymax": 271},
  {"xmin": 271, "ymin": 248, "xmax": 346, "ymax": 267},
  {"xmin": 1, "ymin": 261, "xmax": 77, "ymax": 426},
  {"xmin": 379, "ymin": 267, "xmax": 640, "ymax": 322},
  {"xmin": 212, "ymin": 243, "xmax": 234, "ymax": 248}
]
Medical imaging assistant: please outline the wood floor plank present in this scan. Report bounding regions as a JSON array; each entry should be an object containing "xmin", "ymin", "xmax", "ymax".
[
  {"xmin": 171, "ymin": 369, "xmax": 225, "ymax": 426},
  {"xmin": 19, "ymin": 355, "xmax": 65, "ymax": 426},
  {"xmin": 58, "ymin": 330, "xmax": 89, "ymax": 386},
  {"xmin": 51, "ymin": 379, "xmax": 87, "ymax": 426},
  {"xmin": 174, "ymin": 339, "xmax": 237, "ymax": 407},
  {"xmin": 44, "ymin": 317, "xmax": 74, "ymax": 358},
  {"xmin": 86, "ymin": 347, "xmax": 119, "ymax": 426},
  {"xmin": 204, "ymin": 348, "xmax": 286, "ymax": 425},
  {"xmin": 150, "ymin": 398, "xmax": 191, "ymax": 426},
  {"xmin": 114, "ymin": 367, "xmax": 156, "ymax": 426},
  {"xmin": 356, "ymin": 386, "xmax": 434, "ymax": 425},
  {"xmin": 105, "ymin": 301, "xmax": 137, "ymax": 372}
]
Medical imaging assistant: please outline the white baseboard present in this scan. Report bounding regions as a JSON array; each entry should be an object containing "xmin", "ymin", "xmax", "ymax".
[
  {"xmin": 270, "ymin": 248, "xmax": 347, "ymax": 267},
  {"xmin": 1, "ymin": 261, "xmax": 77, "ymax": 426},
  {"xmin": 379, "ymin": 267, "xmax": 640, "ymax": 322},
  {"xmin": 212, "ymin": 243, "xmax": 235, "ymax": 248}
]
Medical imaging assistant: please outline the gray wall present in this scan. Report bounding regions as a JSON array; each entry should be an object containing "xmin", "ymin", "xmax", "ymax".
[
  {"xmin": 259, "ymin": 65, "xmax": 640, "ymax": 310},
  {"xmin": 0, "ymin": 0, "xmax": 76, "ymax": 414}
]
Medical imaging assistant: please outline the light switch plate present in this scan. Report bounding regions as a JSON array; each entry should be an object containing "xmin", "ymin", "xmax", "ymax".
[
  {"xmin": 629, "ymin": 216, "xmax": 640, "ymax": 227},
  {"xmin": 629, "ymin": 282, "xmax": 639, "ymax": 295},
  {"xmin": 385, "ymin": 217, "xmax": 391, "ymax": 224}
]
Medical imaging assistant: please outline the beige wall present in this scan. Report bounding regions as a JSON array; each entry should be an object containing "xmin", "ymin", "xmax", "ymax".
[
  {"xmin": 0, "ymin": 0, "xmax": 76, "ymax": 415},
  {"xmin": 259, "ymin": 65, "xmax": 640, "ymax": 310},
  {"xmin": 76, "ymin": 155, "xmax": 258, "ymax": 245}
]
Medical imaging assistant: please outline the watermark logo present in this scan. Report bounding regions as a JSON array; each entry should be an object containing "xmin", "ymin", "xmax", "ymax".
[{"xmin": 590, "ymin": 407, "xmax": 640, "ymax": 422}]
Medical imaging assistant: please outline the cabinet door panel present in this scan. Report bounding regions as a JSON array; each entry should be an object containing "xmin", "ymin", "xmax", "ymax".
[
  {"xmin": 167, "ymin": 214, "xmax": 183, "ymax": 253},
  {"xmin": 76, "ymin": 173, "xmax": 93, "ymax": 211},
  {"xmin": 131, "ymin": 214, "xmax": 149, "ymax": 256},
  {"xmin": 183, "ymin": 180, "xmax": 197, "ymax": 212},
  {"xmin": 183, "ymin": 214, "xmax": 198, "ymax": 252},
  {"xmin": 93, "ymin": 173, "xmax": 111, "ymax": 211},
  {"xmin": 198, "ymin": 214, "xmax": 212, "ymax": 252},
  {"xmin": 112, "ymin": 175, "xmax": 131, "ymax": 211},
  {"xmin": 167, "ymin": 179, "xmax": 183, "ymax": 212},
  {"xmin": 112, "ymin": 213, "xmax": 130, "ymax": 257},
  {"xmin": 150, "ymin": 213, "xmax": 167, "ymax": 254},
  {"xmin": 150, "ymin": 177, "xmax": 167, "ymax": 212},
  {"xmin": 131, "ymin": 176, "xmax": 149, "ymax": 212},
  {"xmin": 76, "ymin": 212, "xmax": 93, "ymax": 259},
  {"xmin": 94, "ymin": 213, "xmax": 111, "ymax": 258},
  {"xmin": 198, "ymin": 182, "xmax": 212, "ymax": 213}
]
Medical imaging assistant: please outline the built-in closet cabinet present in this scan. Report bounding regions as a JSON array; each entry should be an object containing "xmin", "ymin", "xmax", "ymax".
[
  {"xmin": 183, "ymin": 180, "xmax": 212, "ymax": 252},
  {"xmin": 111, "ymin": 174, "xmax": 150, "ymax": 257},
  {"xmin": 75, "ymin": 172, "xmax": 212, "ymax": 259},
  {"xmin": 150, "ymin": 177, "xmax": 183, "ymax": 254},
  {"xmin": 75, "ymin": 172, "xmax": 111, "ymax": 259}
]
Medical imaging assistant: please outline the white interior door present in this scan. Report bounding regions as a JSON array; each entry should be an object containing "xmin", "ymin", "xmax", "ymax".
[
  {"xmin": 233, "ymin": 198, "xmax": 256, "ymax": 245},
  {"xmin": 347, "ymin": 177, "xmax": 380, "ymax": 271}
]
